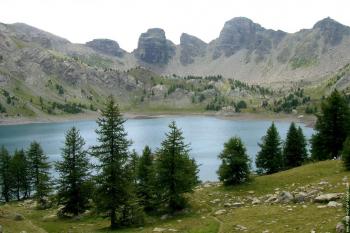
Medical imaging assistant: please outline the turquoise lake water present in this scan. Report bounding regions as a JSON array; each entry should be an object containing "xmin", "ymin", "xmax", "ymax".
[{"xmin": 0, "ymin": 116, "xmax": 314, "ymax": 181}]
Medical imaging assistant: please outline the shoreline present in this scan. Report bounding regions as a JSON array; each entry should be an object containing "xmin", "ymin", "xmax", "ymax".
[{"xmin": 0, "ymin": 111, "xmax": 316, "ymax": 127}]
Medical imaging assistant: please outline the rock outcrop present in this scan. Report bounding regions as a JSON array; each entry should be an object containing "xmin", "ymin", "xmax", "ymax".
[
  {"xmin": 135, "ymin": 28, "xmax": 175, "ymax": 64},
  {"xmin": 180, "ymin": 33, "xmax": 207, "ymax": 65},
  {"xmin": 212, "ymin": 17, "xmax": 286, "ymax": 59},
  {"xmin": 86, "ymin": 39, "xmax": 125, "ymax": 57}
]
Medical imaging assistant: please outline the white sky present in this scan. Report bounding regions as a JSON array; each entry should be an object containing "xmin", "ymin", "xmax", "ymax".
[{"xmin": 1, "ymin": 0, "xmax": 349, "ymax": 52}]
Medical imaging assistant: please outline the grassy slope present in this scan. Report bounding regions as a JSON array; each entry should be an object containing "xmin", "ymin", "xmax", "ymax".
[{"xmin": 0, "ymin": 160, "xmax": 348, "ymax": 233}]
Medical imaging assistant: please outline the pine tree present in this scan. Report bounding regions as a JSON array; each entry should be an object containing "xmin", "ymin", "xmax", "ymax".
[
  {"xmin": 55, "ymin": 127, "xmax": 91, "ymax": 216},
  {"xmin": 311, "ymin": 90, "xmax": 350, "ymax": 160},
  {"xmin": 92, "ymin": 96, "xmax": 142, "ymax": 228},
  {"xmin": 217, "ymin": 137, "xmax": 250, "ymax": 185},
  {"xmin": 137, "ymin": 146, "xmax": 157, "ymax": 212},
  {"xmin": 11, "ymin": 149, "xmax": 30, "ymax": 200},
  {"xmin": 156, "ymin": 121, "xmax": 199, "ymax": 213},
  {"xmin": 342, "ymin": 137, "xmax": 350, "ymax": 170},
  {"xmin": 27, "ymin": 141, "xmax": 51, "ymax": 205},
  {"xmin": 256, "ymin": 122, "xmax": 283, "ymax": 174},
  {"xmin": 0, "ymin": 146, "xmax": 13, "ymax": 202},
  {"xmin": 283, "ymin": 123, "xmax": 308, "ymax": 169}
]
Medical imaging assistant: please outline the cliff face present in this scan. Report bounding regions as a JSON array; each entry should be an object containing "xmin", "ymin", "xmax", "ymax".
[
  {"xmin": 134, "ymin": 28, "xmax": 175, "ymax": 65},
  {"xmin": 2, "ymin": 17, "xmax": 350, "ymax": 85}
]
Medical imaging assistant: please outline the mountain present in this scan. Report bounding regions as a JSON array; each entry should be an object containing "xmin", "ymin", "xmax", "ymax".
[
  {"xmin": 0, "ymin": 17, "xmax": 350, "ymax": 119},
  {"xmin": 3, "ymin": 17, "xmax": 350, "ymax": 83}
]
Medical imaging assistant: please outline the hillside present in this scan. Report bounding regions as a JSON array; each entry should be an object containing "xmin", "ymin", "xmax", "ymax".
[
  {"xmin": 0, "ymin": 160, "xmax": 348, "ymax": 232},
  {"xmin": 1, "ymin": 17, "xmax": 350, "ymax": 120}
]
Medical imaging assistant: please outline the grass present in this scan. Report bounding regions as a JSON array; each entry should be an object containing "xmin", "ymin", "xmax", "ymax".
[{"xmin": 1, "ymin": 156, "xmax": 349, "ymax": 233}]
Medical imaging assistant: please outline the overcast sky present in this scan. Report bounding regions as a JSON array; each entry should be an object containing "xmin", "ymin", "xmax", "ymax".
[{"xmin": 1, "ymin": 0, "xmax": 349, "ymax": 52}]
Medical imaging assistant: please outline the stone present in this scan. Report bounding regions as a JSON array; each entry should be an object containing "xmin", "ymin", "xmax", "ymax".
[
  {"xmin": 210, "ymin": 199, "xmax": 221, "ymax": 204},
  {"xmin": 248, "ymin": 191, "xmax": 255, "ymax": 194},
  {"xmin": 19, "ymin": 231, "xmax": 27, "ymax": 233},
  {"xmin": 265, "ymin": 194, "xmax": 278, "ymax": 203},
  {"xmin": 168, "ymin": 229, "xmax": 178, "ymax": 232},
  {"xmin": 314, "ymin": 193, "xmax": 342, "ymax": 202},
  {"xmin": 160, "ymin": 214, "xmax": 169, "ymax": 220},
  {"xmin": 336, "ymin": 222, "xmax": 345, "ymax": 233},
  {"xmin": 153, "ymin": 227, "xmax": 167, "ymax": 232},
  {"xmin": 223, "ymin": 203, "xmax": 232, "ymax": 207},
  {"xmin": 317, "ymin": 205, "xmax": 327, "ymax": 209},
  {"xmin": 14, "ymin": 213, "xmax": 25, "ymax": 221},
  {"xmin": 294, "ymin": 192, "xmax": 308, "ymax": 203},
  {"xmin": 252, "ymin": 198, "xmax": 261, "ymax": 205},
  {"xmin": 278, "ymin": 191, "xmax": 294, "ymax": 203},
  {"xmin": 0, "ymin": 225, "xmax": 2, "ymax": 233},
  {"xmin": 235, "ymin": 224, "xmax": 248, "ymax": 231},
  {"xmin": 327, "ymin": 201, "xmax": 342, "ymax": 208},
  {"xmin": 214, "ymin": 209, "xmax": 226, "ymax": 215},
  {"xmin": 42, "ymin": 214, "xmax": 57, "ymax": 221},
  {"xmin": 319, "ymin": 181, "xmax": 329, "ymax": 185},
  {"xmin": 232, "ymin": 202, "xmax": 244, "ymax": 207}
]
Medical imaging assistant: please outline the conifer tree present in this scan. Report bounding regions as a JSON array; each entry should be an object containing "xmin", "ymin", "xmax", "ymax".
[
  {"xmin": 342, "ymin": 137, "xmax": 350, "ymax": 170},
  {"xmin": 137, "ymin": 146, "xmax": 156, "ymax": 212},
  {"xmin": 256, "ymin": 122, "xmax": 283, "ymax": 174},
  {"xmin": 283, "ymin": 123, "xmax": 308, "ymax": 169},
  {"xmin": 311, "ymin": 90, "xmax": 350, "ymax": 160},
  {"xmin": 27, "ymin": 141, "xmax": 51, "ymax": 205},
  {"xmin": 55, "ymin": 127, "xmax": 91, "ymax": 216},
  {"xmin": 156, "ymin": 121, "xmax": 199, "ymax": 213},
  {"xmin": 217, "ymin": 137, "xmax": 250, "ymax": 185},
  {"xmin": 92, "ymin": 96, "xmax": 142, "ymax": 228},
  {"xmin": 11, "ymin": 149, "xmax": 30, "ymax": 200},
  {"xmin": 0, "ymin": 146, "xmax": 13, "ymax": 202}
]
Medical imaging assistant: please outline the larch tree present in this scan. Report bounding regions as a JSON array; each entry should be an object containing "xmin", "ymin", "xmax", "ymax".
[
  {"xmin": 255, "ymin": 122, "xmax": 283, "ymax": 174},
  {"xmin": 55, "ymin": 127, "xmax": 91, "ymax": 216},
  {"xmin": 217, "ymin": 137, "xmax": 250, "ymax": 185},
  {"xmin": 0, "ymin": 146, "xmax": 13, "ymax": 202},
  {"xmin": 156, "ymin": 121, "xmax": 199, "ymax": 213},
  {"xmin": 91, "ymin": 96, "xmax": 143, "ymax": 228}
]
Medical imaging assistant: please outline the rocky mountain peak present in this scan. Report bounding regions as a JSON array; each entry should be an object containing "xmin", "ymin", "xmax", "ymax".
[
  {"xmin": 213, "ymin": 17, "xmax": 285, "ymax": 59},
  {"xmin": 86, "ymin": 39, "xmax": 125, "ymax": 57},
  {"xmin": 180, "ymin": 33, "xmax": 207, "ymax": 65},
  {"xmin": 135, "ymin": 28, "xmax": 175, "ymax": 64},
  {"xmin": 313, "ymin": 17, "xmax": 350, "ymax": 45}
]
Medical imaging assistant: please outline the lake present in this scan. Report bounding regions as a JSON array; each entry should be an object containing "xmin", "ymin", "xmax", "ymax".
[{"xmin": 0, "ymin": 116, "xmax": 314, "ymax": 181}]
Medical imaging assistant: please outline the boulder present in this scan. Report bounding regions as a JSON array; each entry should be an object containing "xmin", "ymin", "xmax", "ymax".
[
  {"xmin": 278, "ymin": 191, "xmax": 293, "ymax": 203},
  {"xmin": 210, "ymin": 199, "xmax": 221, "ymax": 204},
  {"xmin": 336, "ymin": 222, "xmax": 345, "ymax": 233},
  {"xmin": 153, "ymin": 227, "xmax": 167, "ymax": 232},
  {"xmin": 265, "ymin": 194, "xmax": 278, "ymax": 203},
  {"xmin": 294, "ymin": 192, "xmax": 308, "ymax": 203},
  {"xmin": 214, "ymin": 209, "xmax": 226, "ymax": 215},
  {"xmin": 223, "ymin": 203, "xmax": 232, "ymax": 207},
  {"xmin": 327, "ymin": 201, "xmax": 342, "ymax": 208},
  {"xmin": 252, "ymin": 198, "xmax": 261, "ymax": 205},
  {"xmin": 314, "ymin": 193, "xmax": 342, "ymax": 203},
  {"xmin": 232, "ymin": 202, "xmax": 244, "ymax": 208},
  {"xmin": 14, "ymin": 213, "xmax": 25, "ymax": 221},
  {"xmin": 235, "ymin": 224, "xmax": 248, "ymax": 231}
]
